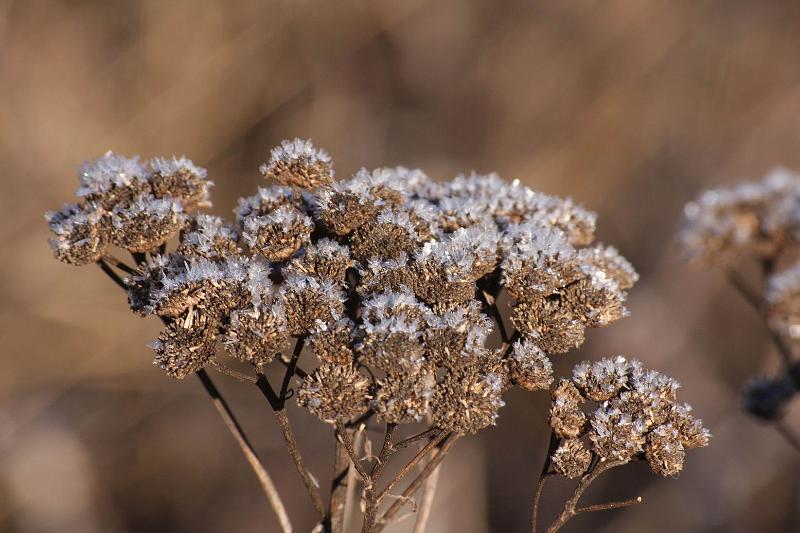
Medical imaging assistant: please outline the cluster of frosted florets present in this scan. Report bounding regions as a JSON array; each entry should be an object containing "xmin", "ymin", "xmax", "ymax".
[
  {"xmin": 679, "ymin": 168, "xmax": 800, "ymax": 265},
  {"xmin": 46, "ymin": 151, "xmax": 212, "ymax": 264},
  {"xmin": 47, "ymin": 139, "xmax": 641, "ymax": 437},
  {"xmin": 548, "ymin": 357, "xmax": 710, "ymax": 479},
  {"xmin": 681, "ymin": 170, "xmax": 800, "ymax": 423}
]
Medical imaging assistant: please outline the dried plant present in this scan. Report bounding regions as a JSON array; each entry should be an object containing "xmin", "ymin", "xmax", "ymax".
[
  {"xmin": 47, "ymin": 139, "xmax": 709, "ymax": 532},
  {"xmin": 680, "ymin": 169, "xmax": 800, "ymax": 451}
]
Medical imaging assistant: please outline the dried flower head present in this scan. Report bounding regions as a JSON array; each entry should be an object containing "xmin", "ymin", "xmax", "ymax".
[
  {"xmin": 150, "ymin": 321, "xmax": 217, "ymax": 379},
  {"xmin": 548, "ymin": 357, "xmax": 709, "ymax": 475},
  {"xmin": 278, "ymin": 274, "xmax": 345, "ymax": 335},
  {"xmin": 149, "ymin": 156, "xmax": 213, "ymax": 209},
  {"xmin": 45, "ymin": 202, "xmax": 109, "ymax": 265},
  {"xmin": 222, "ymin": 305, "xmax": 289, "ymax": 366},
  {"xmin": 308, "ymin": 318, "xmax": 356, "ymax": 365},
  {"xmin": 373, "ymin": 366, "xmax": 436, "ymax": 424},
  {"xmin": 432, "ymin": 365, "xmax": 505, "ymax": 435},
  {"xmin": 110, "ymin": 195, "xmax": 186, "ymax": 253},
  {"xmin": 551, "ymin": 438, "xmax": 592, "ymax": 479},
  {"xmin": 297, "ymin": 363, "xmax": 370, "ymax": 424},
  {"xmin": 242, "ymin": 205, "xmax": 313, "ymax": 262},
  {"xmin": 260, "ymin": 138, "xmax": 334, "ymax": 189},
  {"xmin": 645, "ymin": 423, "xmax": 685, "ymax": 477},
  {"xmin": 178, "ymin": 214, "xmax": 241, "ymax": 260},
  {"xmin": 679, "ymin": 168, "xmax": 800, "ymax": 265},
  {"xmin": 508, "ymin": 340, "xmax": 553, "ymax": 391},
  {"xmin": 77, "ymin": 151, "xmax": 151, "ymax": 208},
  {"xmin": 284, "ymin": 238, "xmax": 352, "ymax": 283}
]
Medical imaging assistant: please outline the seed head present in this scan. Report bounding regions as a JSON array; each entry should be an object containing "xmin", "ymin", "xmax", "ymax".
[
  {"xmin": 552, "ymin": 438, "xmax": 592, "ymax": 479},
  {"xmin": 260, "ymin": 138, "xmax": 334, "ymax": 189},
  {"xmin": 297, "ymin": 363, "xmax": 371, "ymax": 424},
  {"xmin": 45, "ymin": 202, "xmax": 109, "ymax": 265}
]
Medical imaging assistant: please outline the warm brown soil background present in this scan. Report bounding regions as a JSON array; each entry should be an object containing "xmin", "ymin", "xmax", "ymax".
[{"xmin": 2, "ymin": 1, "xmax": 800, "ymax": 531}]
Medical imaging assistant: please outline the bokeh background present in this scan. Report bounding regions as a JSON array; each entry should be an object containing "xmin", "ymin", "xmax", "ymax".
[{"xmin": 3, "ymin": 1, "xmax": 800, "ymax": 531}]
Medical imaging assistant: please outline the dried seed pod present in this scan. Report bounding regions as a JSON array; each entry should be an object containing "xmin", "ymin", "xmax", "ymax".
[
  {"xmin": 260, "ymin": 138, "xmax": 334, "ymax": 189},
  {"xmin": 561, "ymin": 270, "xmax": 627, "ymax": 328},
  {"xmin": 357, "ymin": 254, "xmax": 414, "ymax": 295},
  {"xmin": 308, "ymin": 318, "xmax": 356, "ymax": 365},
  {"xmin": 679, "ymin": 168, "xmax": 800, "ymax": 265},
  {"xmin": 373, "ymin": 366, "xmax": 436, "ymax": 424},
  {"xmin": 508, "ymin": 340, "xmax": 553, "ymax": 392},
  {"xmin": 349, "ymin": 209, "xmax": 420, "ymax": 262},
  {"xmin": 222, "ymin": 305, "xmax": 289, "ymax": 365},
  {"xmin": 149, "ymin": 156, "xmax": 213, "ymax": 210},
  {"xmin": 549, "ymin": 402, "xmax": 587, "ymax": 439},
  {"xmin": 552, "ymin": 378, "xmax": 586, "ymax": 406},
  {"xmin": 242, "ymin": 205, "xmax": 313, "ymax": 262},
  {"xmin": 422, "ymin": 301, "xmax": 492, "ymax": 368},
  {"xmin": 589, "ymin": 406, "xmax": 646, "ymax": 463},
  {"xmin": 431, "ymin": 366, "xmax": 505, "ymax": 435},
  {"xmin": 284, "ymin": 238, "xmax": 352, "ymax": 283},
  {"xmin": 150, "ymin": 321, "xmax": 217, "ymax": 379},
  {"xmin": 234, "ymin": 186, "xmax": 302, "ymax": 224},
  {"xmin": 278, "ymin": 274, "xmax": 345, "ymax": 335},
  {"xmin": 501, "ymin": 223, "xmax": 581, "ymax": 301},
  {"xmin": 578, "ymin": 244, "xmax": 639, "ymax": 290},
  {"xmin": 572, "ymin": 356, "xmax": 632, "ymax": 402},
  {"xmin": 110, "ymin": 195, "xmax": 187, "ymax": 253},
  {"xmin": 511, "ymin": 298, "xmax": 586, "ymax": 354},
  {"xmin": 670, "ymin": 403, "xmax": 711, "ymax": 449},
  {"xmin": 297, "ymin": 363, "xmax": 371, "ymax": 424},
  {"xmin": 357, "ymin": 316, "xmax": 425, "ymax": 375},
  {"xmin": 76, "ymin": 151, "xmax": 151, "ymax": 209},
  {"xmin": 46, "ymin": 202, "xmax": 109, "ymax": 265},
  {"xmin": 645, "ymin": 424, "xmax": 685, "ymax": 477},
  {"xmin": 178, "ymin": 214, "xmax": 240, "ymax": 260},
  {"xmin": 552, "ymin": 438, "xmax": 592, "ymax": 479}
]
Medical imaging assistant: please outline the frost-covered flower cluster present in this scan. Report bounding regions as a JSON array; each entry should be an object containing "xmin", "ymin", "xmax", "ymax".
[
  {"xmin": 548, "ymin": 357, "xmax": 710, "ymax": 479},
  {"xmin": 46, "ymin": 151, "xmax": 212, "ymax": 264},
  {"xmin": 47, "ymin": 139, "xmax": 716, "ymax": 531},
  {"xmin": 680, "ymin": 169, "xmax": 800, "ymax": 428},
  {"xmin": 46, "ymin": 139, "xmax": 639, "ymax": 436},
  {"xmin": 679, "ymin": 168, "xmax": 800, "ymax": 265}
]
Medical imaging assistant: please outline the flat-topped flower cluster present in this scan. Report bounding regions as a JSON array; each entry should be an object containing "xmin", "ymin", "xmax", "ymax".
[
  {"xmin": 46, "ymin": 139, "xmax": 644, "ymax": 436},
  {"xmin": 548, "ymin": 356, "xmax": 710, "ymax": 479}
]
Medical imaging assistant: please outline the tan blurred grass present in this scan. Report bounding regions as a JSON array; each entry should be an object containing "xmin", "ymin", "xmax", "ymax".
[{"xmin": 3, "ymin": 1, "xmax": 800, "ymax": 531}]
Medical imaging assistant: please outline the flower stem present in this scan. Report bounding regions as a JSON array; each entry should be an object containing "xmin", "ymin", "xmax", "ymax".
[
  {"xmin": 531, "ymin": 431, "xmax": 559, "ymax": 532},
  {"xmin": 95, "ymin": 260, "xmax": 292, "ymax": 531}
]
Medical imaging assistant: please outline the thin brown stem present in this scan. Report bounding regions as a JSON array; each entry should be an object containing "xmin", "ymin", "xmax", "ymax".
[
  {"xmin": 208, "ymin": 359, "xmax": 257, "ymax": 384},
  {"xmin": 376, "ymin": 434, "xmax": 458, "ymax": 531},
  {"xmin": 330, "ymin": 433, "xmax": 352, "ymax": 533},
  {"xmin": 195, "ymin": 370, "xmax": 292, "ymax": 532},
  {"xmin": 96, "ymin": 260, "xmax": 292, "ymax": 529},
  {"xmin": 412, "ymin": 444, "xmax": 442, "ymax": 533},
  {"xmin": 727, "ymin": 269, "xmax": 794, "ymax": 368},
  {"xmin": 480, "ymin": 289, "xmax": 509, "ymax": 343},
  {"xmin": 544, "ymin": 460, "xmax": 630, "ymax": 533},
  {"xmin": 531, "ymin": 431, "xmax": 560, "ymax": 532},
  {"xmin": 361, "ymin": 424, "xmax": 398, "ymax": 533},
  {"xmin": 256, "ymin": 373, "xmax": 326, "ymax": 517},
  {"xmin": 575, "ymin": 496, "xmax": 643, "ymax": 515},
  {"xmin": 336, "ymin": 422, "xmax": 371, "ymax": 481},
  {"xmin": 101, "ymin": 253, "xmax": 139, "ymax": 275},
  {"xmin": 394, "ymin": 427, "xmax": 440, "ymax": 450},
  {"xmin": 281, "ymin": 337, "xmax": 305, "ymax": 403},
  {"xmin": 275, "ymin": 408, "xmax": 326, "ymax": 517},
  {"xmin": 342, "ymin": 427, "xmax": 366, "ymax": 533},
  {"xmin": 377, "ymin": 431, "xmax": 445, "ymax": 503}
]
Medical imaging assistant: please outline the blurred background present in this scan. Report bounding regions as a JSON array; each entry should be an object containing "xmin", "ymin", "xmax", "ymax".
[{"xmin": 3, "ymin": 0, "xmax": 800, "ymax": 531}]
